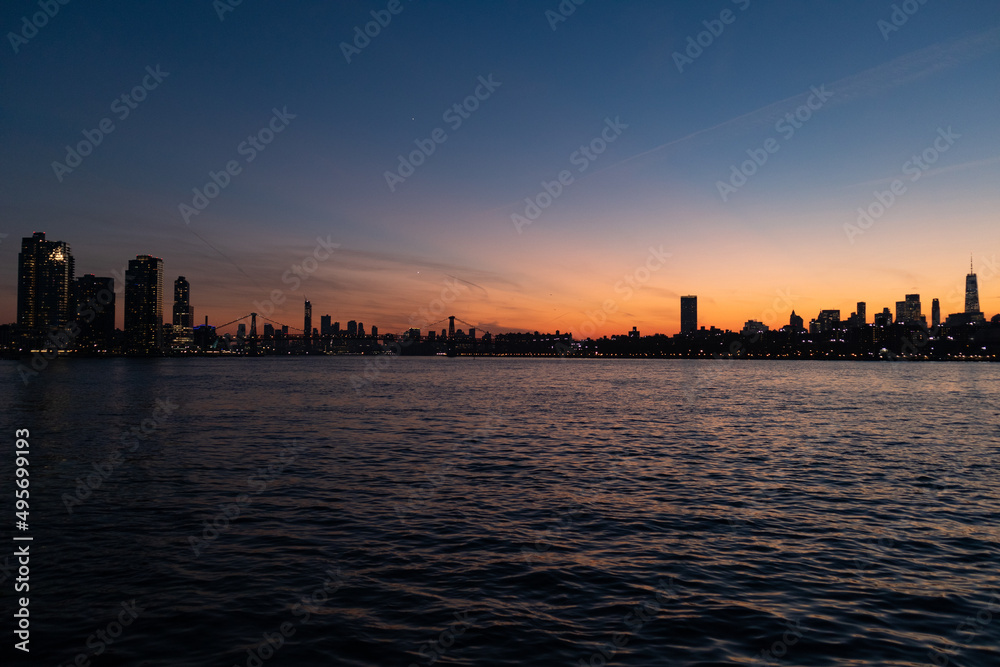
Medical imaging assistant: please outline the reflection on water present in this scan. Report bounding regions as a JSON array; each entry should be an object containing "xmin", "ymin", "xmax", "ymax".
[{"xmin": 2, "ymin": 358, "xmax": 998, "ymax": 666}]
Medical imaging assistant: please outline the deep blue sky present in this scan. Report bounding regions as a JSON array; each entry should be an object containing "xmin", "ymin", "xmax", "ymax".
[{"xmin": 3, "ymin": 0, "xmax": 999, "ymax": 334}]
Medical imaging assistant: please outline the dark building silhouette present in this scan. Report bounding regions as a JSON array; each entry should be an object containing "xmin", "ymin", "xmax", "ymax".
[
  {"xmin": 811, "ymin": 310, "xmax": 841, "ymax": 333},
  {"xmin": 125, "ymin": 255, "xmax": 164, "ymax": 353},
  {"xmin": 75, "ymin": 274, "xmax": 115, "ymax": 348},
  {"xmin": 874, "ymin": 307, "xmax": 893, "ymax": 327},
  {"xmin": 932, "ymin": 298, "xmax": 941, "ymax": 327},
  {"xmin": 789, "ymin": 310, "xmax": 804, "ymax": 331},
  {"xmin": 193, "ymin": 319, "xmax": 216, "ymax": 350},
  {"xmin": 680, "ymin": 295, "xmax": 697, "ymax": 334},
  {"xmin": 320, "ymin": 315, "xmax": 332, "ymax": 336},
  {"xmin": 173, "ymin": 276, "xmax": 193, "ymax": 328},
  {"xmin": 17, "ymin": 231, "xmax": 75, "ymax": 334},
  {"xmin": 347, "ymin": 320, "xmax": 357, "ymax": 337},
  {"xmin": 856, "ymin": 302, "xmax": 866, "ymax": 325},
  {"xmin": 304, "ymin": 299, "xmax": 312, "ymax": 342}
]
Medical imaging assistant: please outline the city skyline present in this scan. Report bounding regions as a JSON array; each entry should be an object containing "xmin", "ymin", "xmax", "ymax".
[
  {"xmin": 2, "ymin": 2, "xmax": 998, "ymax": 336},
  {"xmin": 7, "ymin": 230, "xmax": 996, "ymax": 342}
]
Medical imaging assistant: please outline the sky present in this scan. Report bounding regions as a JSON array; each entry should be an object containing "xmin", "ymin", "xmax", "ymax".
[{"xmin": 2, "ymin": 0, "xmax": 999, "ymax": 337}]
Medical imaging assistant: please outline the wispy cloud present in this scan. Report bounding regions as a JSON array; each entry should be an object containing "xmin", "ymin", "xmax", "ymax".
[
  {"xmin": 842, "ymin": 155, "xmax": 1000, "ymax": 190},
  {"xmin": 598, "ymin": 26, "xmax": 1000, "ymax": 175}
]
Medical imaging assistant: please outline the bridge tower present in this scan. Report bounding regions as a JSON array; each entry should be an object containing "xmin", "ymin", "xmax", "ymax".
[{"xmin": 448, "ymin": 315, "xmax": 456, "ymax": 339}]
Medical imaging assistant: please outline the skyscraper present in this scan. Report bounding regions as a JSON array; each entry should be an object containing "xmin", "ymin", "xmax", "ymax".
[
  {"xmin": 932, "ymin": 298, "xmax": 941, "ymax": 328},
  {"xmin": 17, "ymin": 232, "xmax": 75, "ymax": 334},
  {"xmin": 304, "ymin": 299, "xmax": 312, "ymax": 342},
  {"xmin": 789, "ymin": 310, "xmax": 804, "ymax": 331},
  {"xmin": 816, "ymin": 310, "xmax": 841, "ymax": 333},
  {"xmin": 680, "ymin": 295, "xmax": 697, "ymax": 334},
  {"xmin": 75, "ymin": 275, "xmax": 115, "ymax": 348},
  {"xmin": 965, "ymin": 258, "xmax": 981, "ymax": 315},
  {"xmin": 856, "ymin": 302, "xmax": 866, "ymax": 325},
  {"xmin": 173, "ymin": 276, "xmax": 193, "ymax": 328},
  {"xmin": 896, "ymin": 294, "xmax": 921, "ymax": 324},
  {"xmin": 125, "ymin": 255, "xmax": 164, "ymax": 353}
]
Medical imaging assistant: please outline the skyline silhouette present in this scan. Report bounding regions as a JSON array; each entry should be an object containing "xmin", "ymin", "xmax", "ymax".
[{"xmin": 6, "ymin": 230, "xmax": 998, "ymax": 360}]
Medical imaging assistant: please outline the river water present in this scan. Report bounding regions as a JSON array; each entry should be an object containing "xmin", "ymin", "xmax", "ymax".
[{"xmin": 2, "ymin": 358, "xmax": 998, "ymax": 666}]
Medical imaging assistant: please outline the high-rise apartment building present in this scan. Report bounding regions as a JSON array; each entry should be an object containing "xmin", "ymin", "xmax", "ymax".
[
  {"xmin": 17, "ymin": 232, "xmax": 75, "ymax": 334},
  {"xmin": 125, "ymin": 255, "xmax": 164, "ymax": 353},
  {"xmin": 75, "ymin": 274, "xmax": 115, "ymax": 348},
  {"xmin": 173, "ymin": 276, "xmax": 193, "ymax": 328}
]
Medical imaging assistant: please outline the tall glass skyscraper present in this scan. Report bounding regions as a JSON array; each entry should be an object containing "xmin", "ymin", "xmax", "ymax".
[
  {"xmin": 17, "ymin": 232, "xmax": 75, "ymax": 334},
  {"xmin": 965, "ymin": 260, "xmax": 981, "ymax": 315},
  {"xmin": 125, "ymin": 255, "xmax": 164, "ymax": 353},
  {"xmin": 680, "ymin": 295, "xmax": 697, "ymax": 334}
]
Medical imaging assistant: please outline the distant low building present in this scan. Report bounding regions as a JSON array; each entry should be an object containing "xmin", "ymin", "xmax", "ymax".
[{"xmin": 741, "ymin": 320, "xmax": 768, "ymax": 336}]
